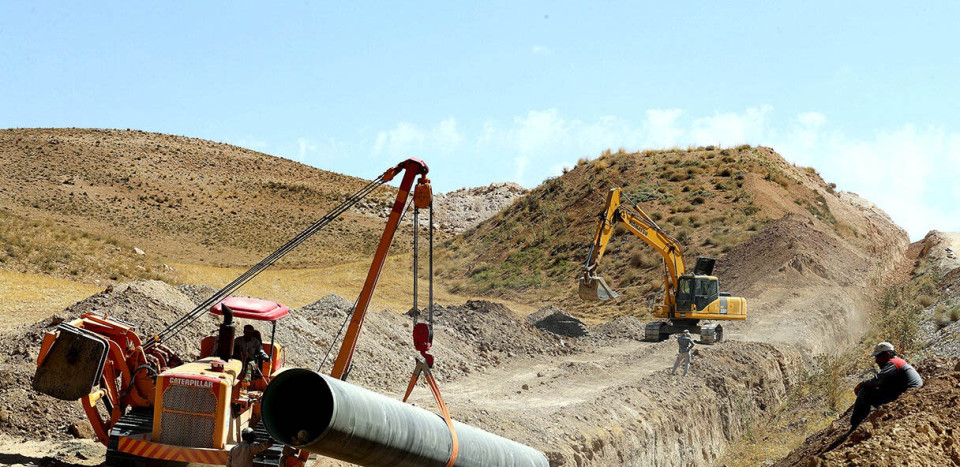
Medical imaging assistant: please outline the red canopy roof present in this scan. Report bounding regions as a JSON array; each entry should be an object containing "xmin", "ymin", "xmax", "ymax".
[{"xmin": 210, "ymin": 296, "xmax": 290, "ymax": 322}]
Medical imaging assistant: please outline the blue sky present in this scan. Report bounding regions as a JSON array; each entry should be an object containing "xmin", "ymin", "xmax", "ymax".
[{"xmin": 1, "ymin": 2, "xmax": 958, "ymax": 240}]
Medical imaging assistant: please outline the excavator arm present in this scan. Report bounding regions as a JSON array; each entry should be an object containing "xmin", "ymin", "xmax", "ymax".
[{"xmin": 579, "ymin": 188, "xmax": 686, "ymax": 307}]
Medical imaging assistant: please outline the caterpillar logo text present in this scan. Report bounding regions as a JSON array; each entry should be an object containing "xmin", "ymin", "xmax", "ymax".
[{"xmin": 170, "ymin": 377, "xmax": 214, "ymax": 389}]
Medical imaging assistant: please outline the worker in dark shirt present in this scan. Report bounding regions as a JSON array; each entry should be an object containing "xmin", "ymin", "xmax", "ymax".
[
  {"xmin": 234, "ymin": 324, "xmax": 269, "ymax": 382},
  {"xmin": 850, "ymin": 341, "xmax": 923, "ymax": 429},
  {"xmin": 671, "ymin": 330, "xmax": 695, "ymax": 376}
]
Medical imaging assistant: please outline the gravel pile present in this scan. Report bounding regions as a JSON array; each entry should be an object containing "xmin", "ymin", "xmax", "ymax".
[
  {"xmin": 434, "ymin": 183, "xmax": 526, "ymax": 233},
  {"xmin": 526, "ymin": 305, "xmax": 588, "ymax": 338},
  {"xmin": 0, "ymin": 281, "xmax": 572, "ymax": 444}
]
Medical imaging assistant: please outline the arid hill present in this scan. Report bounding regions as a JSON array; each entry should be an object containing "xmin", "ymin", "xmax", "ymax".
[
  {"xmin": 0, "ymin": 128, "xmax": 402, "ymax": 282},
  {"xmin": 439, "ymin": 146, "xmax": 907, "ymax": 333}
]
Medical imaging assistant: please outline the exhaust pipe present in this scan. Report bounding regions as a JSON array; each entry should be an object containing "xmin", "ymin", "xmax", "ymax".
[
  {"xmin": 261, "ymin": 369, "xmax": 548, "ymax": 467},
  {"xmin": 217, "ymin": 304, "xmax": 236, "ymax": 361}
]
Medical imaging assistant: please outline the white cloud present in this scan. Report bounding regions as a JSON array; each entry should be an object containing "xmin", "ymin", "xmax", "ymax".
[
  {"xmin": 373, "ymin": 122, "xmax": 426, "ymax": 157},
  {"xmin": 512, "ymin": 109, "xmax": 570, "ymax": 156},
  {"xmin": 690, "ymin": 106, "xmax": 772, "ymax": 146},
  {"xmin": 531, "ymin": 45, "xmax": 551, "ymax": 55},
  {"xmin": 297, "ymin": 137, "xmax": 316, "ymax": 162},
  {"xmin": 643, "ymin": 109, "xmax": 684, "ymax": 148},
  {"xmin": 776, "ymin": 120, "xmax": 959, "ymax": 240},
  {"xmin": 432, "ymin": 117, "xmax": 463, "ymax": 154},
  {"xmin": 514, "ymin": 156, "xmax": 529, "ymax": 185},
  {"xmin": 372, "ymin": 119, "xmax": 463, "ymax": 158},
  {"xmin": 365, "ymin": 108, "xmax": 960, "ymax": 239}
]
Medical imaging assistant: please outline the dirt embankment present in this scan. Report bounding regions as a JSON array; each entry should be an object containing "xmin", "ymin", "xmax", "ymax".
[
  {"xmin": 774, "ymin": 231, "xmax": 960, "ymax": 466},
  {"xmin": 3, "ymin": 280, "xmax": 807, "ymax": 467},
  {"xmin": 775, "ymin": 359, "xmax": 960, "ymax": 467},
  {"xmin": 717, "ymin": 187, "xmax": 907, "ymax": 354}
]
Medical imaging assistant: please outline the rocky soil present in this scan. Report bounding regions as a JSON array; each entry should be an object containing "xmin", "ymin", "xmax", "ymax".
[
  {"xmin": 774, "ymin": 359, "xmax": 960, "ymax": 467},
  {"xmin": 771, "ymin": 231, "xmax": 960, "ymax": 466},
  {"xmin": 433, "ymin": 183, "xmax": 526, "ymax": 233},
  {"xmin": 2, "ymin": 279, "xmax": 806, "ymax": 467}
]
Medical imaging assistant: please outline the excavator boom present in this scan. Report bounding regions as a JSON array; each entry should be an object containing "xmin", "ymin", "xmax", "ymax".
[{"xmin": 580, "ymin": 188, "xmax": 685, "ymax": 305}]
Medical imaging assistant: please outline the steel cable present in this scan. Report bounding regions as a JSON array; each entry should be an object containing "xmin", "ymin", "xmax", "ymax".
[{"xmin": 147, "ymin": 175, "xmax": 387, "ymax": 348}]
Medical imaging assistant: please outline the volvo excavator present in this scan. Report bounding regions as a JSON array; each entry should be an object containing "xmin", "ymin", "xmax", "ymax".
[
  {"xmin": 32, "ymin": 158, "xmax": 546, "ymax": 466},
  {"xmin": 579, "ymin": 188, "xmax": 746, "ymax": 343}
]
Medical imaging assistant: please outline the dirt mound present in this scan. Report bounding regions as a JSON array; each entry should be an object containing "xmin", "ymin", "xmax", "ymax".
[
  {"xmin": 176, "ymin": 284, "xmax": 218, "ymax": 305},
  {"xmin": 718, "ymin": 213, "xmax": 906, "ymax": 353},
  {"xmin": 588, "ymin": 315, "xmax": 649, "ymax": 340},
  {"xmin": 775, "ymin": 359, "xmax": 960, "ymax": 466},
  {"xmin": 526, "ymin": 305, "xmax": 588, "ymax": 337},
  {"xmin": 434, "ymin": 182, "xmax": 526, "ymax": 233},
  {"xmin": 0, "ymin": 282, "xmax": 569, "ymax": 448}
]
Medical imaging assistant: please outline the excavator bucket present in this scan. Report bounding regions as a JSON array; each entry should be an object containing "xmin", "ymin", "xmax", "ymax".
[
  {"xmin": 578, "ymin": 274, "xmax": 620, "ymax": 301},
  {"xmin": 33, "ymin": 324, "xmax": 109, "ymax": 401}
]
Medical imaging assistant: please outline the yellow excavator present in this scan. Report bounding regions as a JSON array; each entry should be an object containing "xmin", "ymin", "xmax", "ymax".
[{"xmin": 579, "ymin": 188, "xmax": 746, "ymax": 343}]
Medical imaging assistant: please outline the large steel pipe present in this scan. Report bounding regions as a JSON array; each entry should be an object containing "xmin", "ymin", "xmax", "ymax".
[{"xmin": 261, "ymin": 368, "xmax": 548, "ymax": 467}]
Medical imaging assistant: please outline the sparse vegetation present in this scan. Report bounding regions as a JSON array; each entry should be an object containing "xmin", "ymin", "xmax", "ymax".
[
  {"xmin": 435, "ymin": 144, "xmax": 850, "ymax": 319},
  {"xmin": 0, "ymin": 208, "xmax": 168, "ymax": 283}
]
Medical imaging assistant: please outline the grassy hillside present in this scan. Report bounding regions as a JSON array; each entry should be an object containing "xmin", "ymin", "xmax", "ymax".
[
  {"xmin": 438, "ymin": 145, "xmax": 856, "ymax": 320},
  {"xmin": 0, "ymin": 128, "xmax": 404, "ymax": 277}
]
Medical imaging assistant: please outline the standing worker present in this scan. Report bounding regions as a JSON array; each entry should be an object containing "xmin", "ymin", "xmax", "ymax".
[
  {"xmin": 671, "ymin": 330, "xmax": 695, "ymax": 376},
  {"xmin": 850, "ymin": 342, "xmax": 923, "ymax": 430},
  {"xmin": 227, "ymin": 428, "xmax": 274, "ymax": 467}
]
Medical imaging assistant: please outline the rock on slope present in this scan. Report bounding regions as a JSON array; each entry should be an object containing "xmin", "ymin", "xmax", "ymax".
[{"xmin": 434, "ymin": 182, "xmax": 526, "ymax": 233}]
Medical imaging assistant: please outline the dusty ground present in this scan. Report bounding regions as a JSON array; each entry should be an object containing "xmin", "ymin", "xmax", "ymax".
[
  {"xmin": 0, "ymin": 190, "xmax": 909, "ymax": 466},
  {"xmin": 0, "ymin": 133, "xmax": 922, "ymax": 466},
  {"xmin": 0, "ymin": 280, "xmax": 802, "ymax": 466},
  {"xmin": 765, "ymin": 230, "xmax": 960, "ymax": 466}
]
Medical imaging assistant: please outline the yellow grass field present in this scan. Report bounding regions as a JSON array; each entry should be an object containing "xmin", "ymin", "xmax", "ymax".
[
  {"xmin": 0, "ymin": 269, "xmax": 100, "ymax": 326},
  {"xmin": 169, "ymin": 254, "xmax": 539, "ymax": 316},
  {"xmin": 0, "ymin": 253, "xmax": 538, "ymax": 331}
]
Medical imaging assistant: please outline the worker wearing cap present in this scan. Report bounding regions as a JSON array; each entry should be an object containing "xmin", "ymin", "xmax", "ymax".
[
  {"xmin": 227, "ymin": 428, "xmax": 274, "ymax": 467},
  {"xmin": 850, "ymin": 341, "xmax": 923, "ymax": 429},
  {"xmin": 671, "ymin": 330, "xmax": 695, "ymax": 376}
]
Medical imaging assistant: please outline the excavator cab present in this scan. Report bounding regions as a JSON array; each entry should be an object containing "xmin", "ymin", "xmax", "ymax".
[{"xmin": 675, "ymin": 275, "xmax": 720, "ymax": 312}]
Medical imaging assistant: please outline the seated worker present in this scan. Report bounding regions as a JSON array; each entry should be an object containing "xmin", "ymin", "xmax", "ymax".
[
  {"xmin": 234, "ymin": 324, "xmax": 270, "ymax": 381},
  {"xmin": 850, "ymin": 341, "xmax": 923, "ymax": 430}
]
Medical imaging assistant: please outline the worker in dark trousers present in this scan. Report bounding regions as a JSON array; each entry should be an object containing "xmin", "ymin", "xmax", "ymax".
[
  {"xmin": 850, "ymin": 342, "xmax": 923, "ymax": 430},
  {"xmin": 227, "ymin": 428, "xmax": 273, "ymax": 467},
  {"xmin": 671, "ymin": 330, "xmax": 695, "ymax": 376},
  {"xmin": 234, "ymin": 324, "xmax": 269, "ymax": 382}
]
